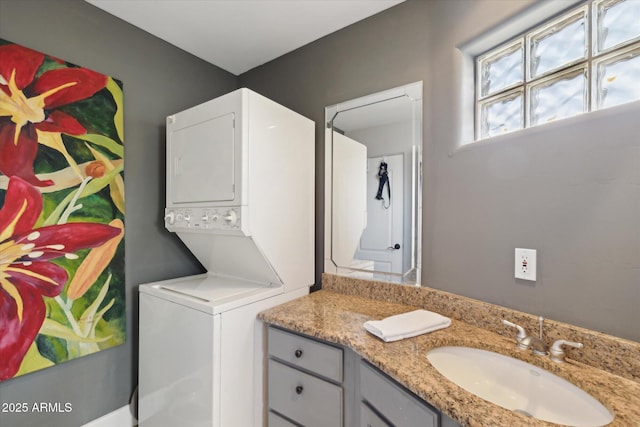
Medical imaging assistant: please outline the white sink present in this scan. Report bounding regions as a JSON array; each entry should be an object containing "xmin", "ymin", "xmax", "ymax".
[{"xmin": 426, "ymin": 346, "xmax": 614, "ymax": 427}]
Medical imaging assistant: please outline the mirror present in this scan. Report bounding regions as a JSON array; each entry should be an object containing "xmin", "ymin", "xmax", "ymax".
[{"xmin": 324, "ymin": 82, "xmax": 422, "ymax": 284}]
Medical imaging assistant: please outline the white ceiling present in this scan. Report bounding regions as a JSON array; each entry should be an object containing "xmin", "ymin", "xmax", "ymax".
[{"xmin": 86, "ymin": 0, "xmax": 404, "ymax": 75}]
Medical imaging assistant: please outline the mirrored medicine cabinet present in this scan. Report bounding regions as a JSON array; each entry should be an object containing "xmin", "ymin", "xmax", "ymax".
[{"xmin": 324, "ymin": 82, "xmax": 423, "ymax": 284}]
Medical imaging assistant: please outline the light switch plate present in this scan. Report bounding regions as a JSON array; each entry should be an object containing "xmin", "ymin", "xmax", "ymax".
[{"xmin": 515, "ymin": 248, "xmax": 537, "ymax": 281}]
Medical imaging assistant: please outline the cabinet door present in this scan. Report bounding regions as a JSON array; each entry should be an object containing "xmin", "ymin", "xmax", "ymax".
[
  {"xmin": 360, "ymin": 403, "xmax": 392, "ymax": 427},
  {"xmin": 360, "ymin": 362, "xmax": 438, "ymax": 427},
  {"xmin": 268, "ymin": 359, "xmax": 343, "ymax": 427},
  {"xmin": 268, "ymin": 411, "xmax": 300, "ymax": 427},
  {"xmin": 268, "ymin": 327, "xmax": 343, "ymax": 383}
]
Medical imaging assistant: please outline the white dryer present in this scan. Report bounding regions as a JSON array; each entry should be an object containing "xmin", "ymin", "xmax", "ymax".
[{"xmin": 138, "ymin": 88, "xmax": 314, "ymax": 427}]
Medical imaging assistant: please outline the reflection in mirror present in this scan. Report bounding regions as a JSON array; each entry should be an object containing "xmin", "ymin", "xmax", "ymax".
[{"xmin": 325, "ymin": 82, "xmax": 422, "ymax": 284}]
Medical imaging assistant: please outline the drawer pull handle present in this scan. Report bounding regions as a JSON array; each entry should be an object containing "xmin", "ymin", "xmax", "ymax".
[
  {"xmin": 294, "ymin": 349, "xmax": 303, "ymax": 358},
  {"xmin": 295, "ymin": 385, "xmax": 304, "ymax": 395}
]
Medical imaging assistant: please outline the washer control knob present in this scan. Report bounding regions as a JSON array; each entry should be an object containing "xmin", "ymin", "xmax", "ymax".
[
  {"xmin": 183, "ymin": 213, "xmax": 191, "ymax": 221},
  {"xmin": 164, "ymin": 211, "xmax": 175, "ymax": 225},
  {"xmin": 201, "ymin": 213, "xmax": 209, "ymax": 222},
  {"xmin": 224, "ymin": 210, "xmax": 238, "ymax": 227}
]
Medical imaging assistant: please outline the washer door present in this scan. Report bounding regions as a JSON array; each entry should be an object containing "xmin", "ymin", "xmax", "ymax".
[{"xmin": 138, "ymin": 292, "xmax": 218, "ymax": 427}]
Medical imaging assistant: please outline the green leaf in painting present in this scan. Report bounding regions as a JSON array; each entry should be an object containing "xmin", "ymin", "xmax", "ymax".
[
  {"xmin": 95, "ymin": 317, "xmax": 126, "ymax": 346},
  {"xmin": 43, "ymin": 176, "xmax": 93, "ymax": 226},
  {"xmin": 43, "ymin": 162, "xmax": 123, "ymax": 226},
  {"xmin": 40, "ymin": 319, "xmax": 111, "ymax": 343},
  {"xmin": 74, "ymin": 133, "xmax": 123, "ymax": 158},
  {"xmin": 43, "ymin": 191, "xmax": 76, "ymax": 226},
  {"xmin": 106, "ymin": 77, "xmax": 124, "ymax": 143},
  {"xmin": 67, "ymin": 275, "xmax": 115, "ymax": 358},
  {"xmin": 79, "ymin": 274, "xmax": 111, "ymax": 337},
  {"xmin": 15, "ymin": 342, "xmax": 54, "ymax": 377},
  {"xmin": 88, "ymin": 298, "xmax": 115, "ymax": 339}
]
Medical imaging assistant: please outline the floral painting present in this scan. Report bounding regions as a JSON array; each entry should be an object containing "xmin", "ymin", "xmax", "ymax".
[{"xmin": 0, "ymin": 40, "xmax": 125, "ymax": 381}]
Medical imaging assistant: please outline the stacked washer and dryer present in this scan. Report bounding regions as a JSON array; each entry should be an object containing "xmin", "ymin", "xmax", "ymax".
[{"xmin": 138, "ymin": 88, "xmax": 314, "ymax": 427}]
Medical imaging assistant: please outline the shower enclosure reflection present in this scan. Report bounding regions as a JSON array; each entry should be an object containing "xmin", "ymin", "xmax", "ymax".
[{"xmin": 324, "ymin": 82, "xmax": 422, "ymax": 284}]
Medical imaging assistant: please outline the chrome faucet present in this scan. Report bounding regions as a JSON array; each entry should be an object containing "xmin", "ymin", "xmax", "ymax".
[
  {"xmin": 502, "ymin": 319, "xmax": 548, "ymax": 355},
  {"xmin": 549, "ymin": 339, "xmax": 583, "ymax": 362},
  {"xmin": 501, "ymin": 319, "xmax": 527, "ymax": 346},
  {"xmin": 520, "ymin": 335, "xmax": 548, "ymax": 355},
  {"xmin": 502, "ymin": 320, "xmax": 585, "ymax": 361}
]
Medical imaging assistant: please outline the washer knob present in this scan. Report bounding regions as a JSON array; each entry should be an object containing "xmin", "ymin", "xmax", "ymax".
[
  {"xmin": 224, "ymin": 210, "xmax": 238, "ymax": 226},
  {"xmin": 164, "ymin": 211, "xmax": 175, "ymax": 225}
]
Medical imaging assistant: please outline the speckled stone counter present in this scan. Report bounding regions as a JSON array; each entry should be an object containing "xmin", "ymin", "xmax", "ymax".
[{"xmin": 258, "ymin": 279, "xmax": 640, "ymax": 427}]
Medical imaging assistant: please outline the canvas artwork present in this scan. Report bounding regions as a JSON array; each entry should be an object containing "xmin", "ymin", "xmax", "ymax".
[{"xmin": 0, "ymin": 39, "xmax": 125, "ymax": 381}]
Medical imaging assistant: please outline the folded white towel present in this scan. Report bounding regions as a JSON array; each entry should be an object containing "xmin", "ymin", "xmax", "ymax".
[{"xmin": 363, "ymin": 309, "xmax": 451, "ymax": 342}]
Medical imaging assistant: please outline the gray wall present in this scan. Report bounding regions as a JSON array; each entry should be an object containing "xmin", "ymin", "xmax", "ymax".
[
  {"xmin": 1, "ymin": 0, "xmax": 638, "ymax": 425},
  {"xmin": 422, "ymin": 0, "xmax": 639, "ymax": 341},
  {"xmin": 240, "ymin": 0, "xmax": 432, "ymax": 292},
  {"xmin": 240, "ymin": 0, "xmax": 640, "ymax": 341},
  {"xmin": 0, "ymin": 1, "xmax": 237, "ymax": 426}
]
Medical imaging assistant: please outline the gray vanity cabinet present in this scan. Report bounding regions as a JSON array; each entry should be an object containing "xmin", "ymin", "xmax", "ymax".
[
  {"xmin": 267, "ymin": 327, "xmax": 345, "ymax": 426},
  {"xmin": 268, "ymin": 411, "xmax": 301, "ymax": 427},
  {"xmin": 360, "ymin": 402, "xmax": 392, "ymax": 427},
  {"xmin": 358, "ymin": 361, "xmax": 463, "ymax": 427},
  {"xmin": 359, "ymin": 362, "xmax": 438, "ymax": 427},
  {"xmin": 266, "ymin": 326, "xmax": 462, "ymax": 427}
]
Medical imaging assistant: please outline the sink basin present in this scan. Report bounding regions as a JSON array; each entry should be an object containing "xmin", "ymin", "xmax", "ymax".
[{"xmin": 426, "ymin": 346, "xmax": 613, "ymax": 427}]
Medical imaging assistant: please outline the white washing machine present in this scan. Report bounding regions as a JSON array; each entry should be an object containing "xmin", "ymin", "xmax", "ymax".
[{"xmin": 138, "ymin": 88, "xmax": 315, "ymax": 427}]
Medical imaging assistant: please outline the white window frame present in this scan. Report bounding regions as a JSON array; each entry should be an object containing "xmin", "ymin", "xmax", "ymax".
[{"xmin": 473, "ymin": 0, "xmax": 640, "ymax": 141}]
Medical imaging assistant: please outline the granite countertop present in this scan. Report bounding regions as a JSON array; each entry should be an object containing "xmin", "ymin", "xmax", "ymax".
[{"xmin": 258, "ymin": 290, "xmax": 640, "ymax": 427}]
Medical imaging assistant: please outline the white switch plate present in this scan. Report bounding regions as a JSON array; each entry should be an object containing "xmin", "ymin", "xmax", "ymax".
[{"xmin": 515, "ymin": 248, "xmax": 537, "ymax": 281}]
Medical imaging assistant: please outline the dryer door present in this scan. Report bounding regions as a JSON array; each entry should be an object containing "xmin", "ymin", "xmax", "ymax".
[{"xmin": 168, "ymin": 112, "xmax": 235, "ymax": 204}]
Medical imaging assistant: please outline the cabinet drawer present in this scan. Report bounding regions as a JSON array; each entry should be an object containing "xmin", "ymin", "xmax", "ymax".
[
  {"xmin": 268, "ymin": 411, "xmax": 300, "ymax": 427},
  {"xmin": 360, "ymin": 362, "xmax": 438, "ymax": 427},
  {"xmin": 360, "ymin": 403, "xmax": 391, "ymax": 427},
  {"xmin": 268, "ymin": 359, "xmax": 343, "ymax": 427},
  {"xmin": 268, "ymin": 326, "xmax": 343, "ymax": 383}
]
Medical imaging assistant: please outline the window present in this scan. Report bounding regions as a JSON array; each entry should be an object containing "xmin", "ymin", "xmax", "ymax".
[{"xmin": 476, "ymin": 0, "xmax": 640, "ymax": 140}]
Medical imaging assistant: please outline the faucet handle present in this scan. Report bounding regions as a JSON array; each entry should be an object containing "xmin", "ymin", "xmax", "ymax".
[
  {"xmin": 502, "ymin": 319, "xmax": 527, "ymax": 342},
  {"xmin": 550, "ymin": 339, "xmax": 583, "ymax": 362}
]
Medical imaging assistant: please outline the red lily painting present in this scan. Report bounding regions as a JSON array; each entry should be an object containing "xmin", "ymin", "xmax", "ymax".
[
  {"xmin": 0, "ymin": 43, "xmax": 107, "ymax": 187},
  {"xmin": 0, "ymin": 177, "xmax": 121, "ymax": 380},
  {"xmin": 0, "ymin": 39, "xmax": 125, "ymax": 381}
]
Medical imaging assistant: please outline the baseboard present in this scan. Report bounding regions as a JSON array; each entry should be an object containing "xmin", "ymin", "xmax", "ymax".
[{"xmin": 82, "ymin": 405, "xmax": 134, "ymax": 427}]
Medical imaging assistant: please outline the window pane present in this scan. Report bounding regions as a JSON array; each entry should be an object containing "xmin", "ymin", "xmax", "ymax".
[
  {"xmin": 479, "ymin": 91, "xmax": 523, "ymax": 139},
  {"xmin": 529, "ymin": 68, "xmax": 587, "ymax": 126},
  {"xmin": 479, "ymin": 41, "xmax": 523, "ymax": 98},
  {"xmin": 595, "ymin": 0, "xmax": 640, "ymax": 53},
  {"xmin": 529, "ymin": 8, "xmax": 587, "ymax": 79},
  {"xmin": 594, "ymin": 46, "xmax": 640, "ymax": 109}
]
